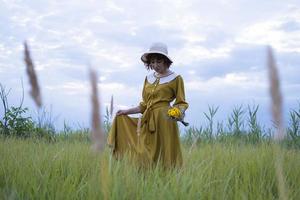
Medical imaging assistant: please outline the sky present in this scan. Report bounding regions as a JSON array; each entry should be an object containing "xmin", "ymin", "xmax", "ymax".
[{"xmin": 0, "ymin": 0, "xmax": 300, "ymax": 131}]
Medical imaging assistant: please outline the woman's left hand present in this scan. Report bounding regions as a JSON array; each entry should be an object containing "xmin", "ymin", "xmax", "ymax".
[{"xmin": 116, "ymin": 109, "xmax": 128, "ymax": 116}]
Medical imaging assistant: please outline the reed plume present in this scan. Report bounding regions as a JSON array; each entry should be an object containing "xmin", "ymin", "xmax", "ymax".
[
  {"xmin": 267, "ymin": 46, "xmax": 285, "ymax": 140},
  {"xmin": 267, "ymin": 46, "xmax": 288, "ymax": 200},
  {"xmin": 110, "ymin": 95, "xmax": 114, "ymax": 118},
  {"xmin": 23, "ymin": 41, "xmax": 42, "ymax": 108},
  {"xmin": 89, "ymin": 68, "xmax": 105, "ymax": 152}
]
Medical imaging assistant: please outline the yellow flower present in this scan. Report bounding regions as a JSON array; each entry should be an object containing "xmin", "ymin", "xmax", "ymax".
[{"xmin": 167, "ymin": 107, "xmax": 182, "ymax": 119}]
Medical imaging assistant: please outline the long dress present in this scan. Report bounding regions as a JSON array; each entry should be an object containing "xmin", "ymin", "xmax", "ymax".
[{"xmin": 107, "ymin": 71, "xmax": 189, "ymax": 168}]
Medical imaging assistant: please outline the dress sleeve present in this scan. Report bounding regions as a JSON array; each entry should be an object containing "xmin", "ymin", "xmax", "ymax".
[
  {"xmin": 139, "ymin": 77, "xmax": 147, "ymax": 113},
  {"xmin": 173, "ymin": 75, "xmax": 189, "ymax": 111}
]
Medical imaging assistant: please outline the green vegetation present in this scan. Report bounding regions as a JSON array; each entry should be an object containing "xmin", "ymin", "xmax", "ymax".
[
  {"xmin": 1, "ymin": 138, "xmax": 300, "ymax": 199},
  {"xmin": 183, "ymin": 104, "xmax": 300, "ymax": 148},
  {"xmin": 1, "ymin": 83, "xmax": 300, "ymax": 199}
]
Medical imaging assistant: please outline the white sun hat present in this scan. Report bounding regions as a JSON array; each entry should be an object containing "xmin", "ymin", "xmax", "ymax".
[{"xmin": 141, "ymin": 42, "xmax": 173, "ymax": 63}]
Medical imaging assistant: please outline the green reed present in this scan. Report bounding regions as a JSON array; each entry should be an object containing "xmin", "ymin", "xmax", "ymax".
[{"xmin": 1, "ymin": 138, "xmax": 300, "ymax": 199}]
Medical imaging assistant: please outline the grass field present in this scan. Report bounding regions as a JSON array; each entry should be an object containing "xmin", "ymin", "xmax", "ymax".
[
  {"xmin": 1, "ymin": 137, "xmax": 300, "ymax": 200},
  {"xmin": 1, "ymin": 44, "xmax": 299, "ymax": 199}
]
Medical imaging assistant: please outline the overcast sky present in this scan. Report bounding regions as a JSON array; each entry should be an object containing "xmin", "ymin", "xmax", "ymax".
[{"xmin": 0, "ymin": 0, "xmax": 299, "ymax": 131}]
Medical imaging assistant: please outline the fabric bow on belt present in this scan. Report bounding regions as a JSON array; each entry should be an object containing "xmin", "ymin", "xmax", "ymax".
[{"xmin": 140, "ymin": 101, "xmax": 170, "ymax": 133}]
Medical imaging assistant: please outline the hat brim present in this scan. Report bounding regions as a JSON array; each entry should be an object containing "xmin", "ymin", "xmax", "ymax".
[{"xmin": 141, "ymin": 51, "xmax": 173, "ymax": 63}]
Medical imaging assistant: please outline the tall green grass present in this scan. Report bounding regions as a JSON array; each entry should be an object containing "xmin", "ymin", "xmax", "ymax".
[
  {"xmin": 182, "ymin": 104, "xmax": 300, "ymax": 148},
  {"xmin": 1, "ymin": 138, "xmax": 300, "ymax": 199}
]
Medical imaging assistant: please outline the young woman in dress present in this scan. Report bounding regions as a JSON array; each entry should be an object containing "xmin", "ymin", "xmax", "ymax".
[{"xmin": 107, "ymin": 42, "xmax": 188, "ymax": 168}]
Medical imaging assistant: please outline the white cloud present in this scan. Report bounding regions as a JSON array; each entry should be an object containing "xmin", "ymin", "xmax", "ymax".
[
  {"xmin": 105, "ymin": 0, "xmax": 125, "ymax": 13},
  {"xmin": 44, "ymin": 81, "xmax": 140, "ymax": 98},
  {"xmin": 186, "ymin": 71, "xmax": 267, "ymax": 96},
  {"xmin": 173, "ymin": 42, "xmax": 234, "ymax": 65},
  {"xmin": 0, "ymin": 43, "xmax": 13, "ymax": 59},
  {"xmin": 235, "ymin": 8, "xmax": 300, "ymax": 53},
  {"xmin": 1, "ymin": 0, "xmax": 299, "ymax": 128}
]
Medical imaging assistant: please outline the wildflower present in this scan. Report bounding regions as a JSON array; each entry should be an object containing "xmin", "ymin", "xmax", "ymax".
[{"xmin": 167, "ymin": 107, "xmax": 182, "ymax": 119}]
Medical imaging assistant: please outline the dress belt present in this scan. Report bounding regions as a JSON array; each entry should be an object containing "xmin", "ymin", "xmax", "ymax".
[{"xmin": 139, "ymin": 101, "xmax": 170, "ymax": 133}]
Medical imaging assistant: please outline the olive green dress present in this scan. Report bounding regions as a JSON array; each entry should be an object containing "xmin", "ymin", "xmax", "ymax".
[{"xmin": 107, "ymin": 72, "xmax": 188, "ymax": 168}]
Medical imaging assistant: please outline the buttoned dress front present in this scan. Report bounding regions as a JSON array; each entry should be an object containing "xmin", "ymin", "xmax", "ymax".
[{"xmin": 107, "ymin": 72, "xmax": 189, "ymax": 168}]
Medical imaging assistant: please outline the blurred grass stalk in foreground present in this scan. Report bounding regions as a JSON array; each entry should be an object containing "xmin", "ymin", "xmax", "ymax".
[{"xmin": 267, "ymin": 46, "xmax": 287, "ymax": 200}]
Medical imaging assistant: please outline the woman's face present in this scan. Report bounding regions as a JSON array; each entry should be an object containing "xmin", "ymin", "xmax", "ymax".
[{"xmin": 149, "ymin": 57, "xmax": 168, "ymax": 74}]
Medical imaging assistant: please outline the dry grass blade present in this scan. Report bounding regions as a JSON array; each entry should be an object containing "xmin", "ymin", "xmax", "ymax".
[
  {"xmin": 24, "ymin": 41, "xmax": 42, "ymax": 108},
  {"xmin": 89, "ymin": 68, "xmax": 105, "ymax": 152},
  {"xmin": 110, "ymin": 95, "xmax": 114, "ymax": 118},
  {"xmin": 267, "ymin": 46, "xmax": 288, "ymax": 200},
  {"xmin": 267, "ymin": 46, "xmax": 284, "ymax": 140}
]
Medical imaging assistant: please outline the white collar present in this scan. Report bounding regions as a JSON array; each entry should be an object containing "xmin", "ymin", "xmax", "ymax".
[{"xmin": 146, "ymin": 71, "xmax": 179, "ymax": 84}]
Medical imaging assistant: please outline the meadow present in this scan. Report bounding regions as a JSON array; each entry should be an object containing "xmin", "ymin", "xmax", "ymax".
[
  {"xmin": 1, "ymin": 135, "xmax": 300, "ymax": 200},
  {"xmin": 1, "ymin": 44, "xmax": 300, "ymax": 199},
  {"xmin": 1, "ymin": 103, "xmax": 300, "ymax": 200},
  {"xmin": 1, "ymin": 98, "xmax": 300, "ymax": 200}
]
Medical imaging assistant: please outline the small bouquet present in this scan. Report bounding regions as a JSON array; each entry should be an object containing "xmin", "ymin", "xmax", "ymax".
[{"xmin": 167, "ymin": 107, "xmax": 189, "ymax": 126}]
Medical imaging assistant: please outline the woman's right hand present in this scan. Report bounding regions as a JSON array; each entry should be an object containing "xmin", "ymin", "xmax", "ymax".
[{"xmin": 116, "ymin": 109, "xmax": 128, "ymax": 116}]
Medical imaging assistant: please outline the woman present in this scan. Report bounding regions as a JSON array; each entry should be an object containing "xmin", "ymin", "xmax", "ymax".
[{"xmin": 107, "ymin": 42, "xmax": 189, "ymax": 168}]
